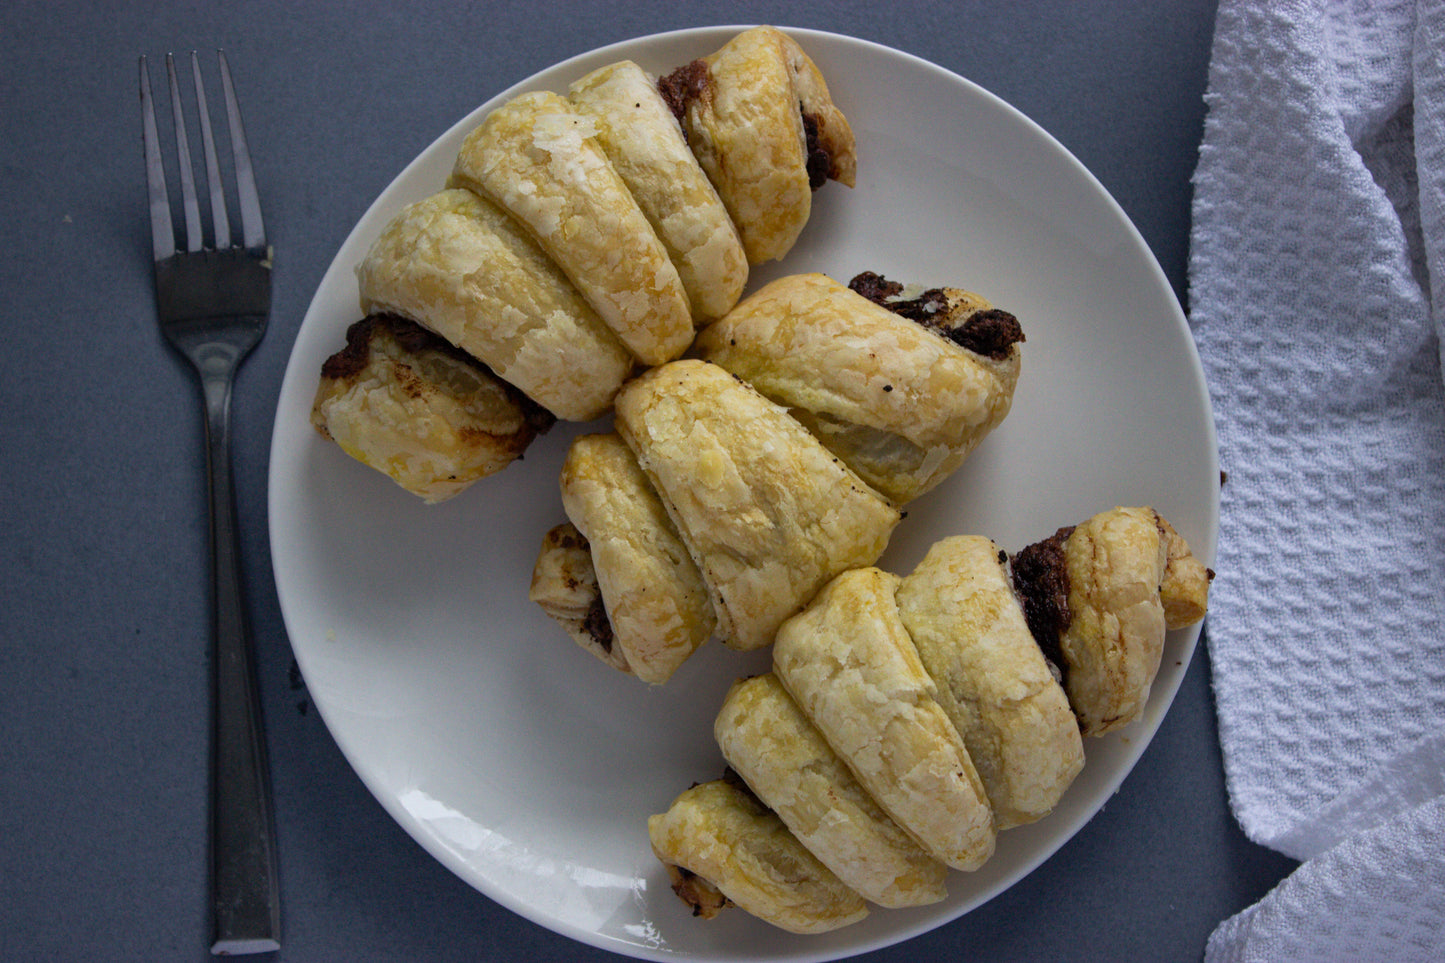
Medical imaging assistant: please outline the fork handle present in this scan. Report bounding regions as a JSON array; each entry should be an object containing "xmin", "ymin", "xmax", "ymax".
[{"xmin": 199, "ymin": 358, "xmax": 281, "ymax": 954}]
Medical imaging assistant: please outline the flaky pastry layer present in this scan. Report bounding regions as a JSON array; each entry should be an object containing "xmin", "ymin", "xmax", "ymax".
[
  {"xmin": 772, "ymin": 568, "xmax": 996, "ymax": 871},
  {"xmin": 450, "ymin": 91, "xmax": 693, "ymax": 366},
  {"xmin": 614, "ymin": 360, "xmax": 900, "ymax": 651},
  {"xmin": 568, "ymin": 61, "xmax": 747, "ymax": 323},
  {"xmin": 715, "ymin": 673, "xmax": 948, "ymax": 907},
  {"xmin": 356, "ymin": 188, "xmax": 632, "ymax": 421},
  {"xmin": 693, "ymin": 273, "xmax": 1021, "ymax": 503},
  {"xmin": 897, "ymin": 535, "xmax": 1084, "ymax": 828},
  {"xmin": 648, "ymin": 778, "xmax": 869, "ymax": 934},
  {"xmin": 559, "ymin": 432, "xmax": 715, "ymax": 683}
]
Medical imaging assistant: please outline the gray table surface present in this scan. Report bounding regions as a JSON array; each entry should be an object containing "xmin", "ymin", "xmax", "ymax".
[{"xmin": 0, "ymin": 1, "xmax": 1298, "ymax": 960}]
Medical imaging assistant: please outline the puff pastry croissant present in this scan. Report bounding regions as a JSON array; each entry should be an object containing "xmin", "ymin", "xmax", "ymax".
[
  {"xmin": 659, "ymin": 25, "xmax": 856, "ymax": 263},
  {"xmin": 315, "ymin": 27, "xmax": 864, "ymax": 494},
  {"xmin": 694, "ymin": 272, "xmax": 1024, "ymax": 504},
  {"xmin": 614, "ymin": 359, "xmax": 901, "ymax": 653},
  {"xmin": 533, "ymin": 270, "xmax": 1022, "ymax": 679},
  {"xmin": 649, "ymin": 507, "xmax": 1211, "ymax": 932}
]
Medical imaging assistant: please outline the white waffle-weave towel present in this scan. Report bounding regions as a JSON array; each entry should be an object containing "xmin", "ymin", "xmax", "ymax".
[
  {"xmin": 1205, "ymin": 794, "xmax": 1445, "ymax": 962},
  {"xmin": 1189, "ymin": 0, "xmax": 1445, "ymax": 958}
]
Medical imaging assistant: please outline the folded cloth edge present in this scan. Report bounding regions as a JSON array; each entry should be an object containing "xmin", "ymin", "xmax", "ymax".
[
  {"xmin": 1206, "ymin": 791, "xmax": 1445, "ymax": 963},
  {"xmin": 1269, "ymin": 723, "xmax": 1445, "ymax": 860}
]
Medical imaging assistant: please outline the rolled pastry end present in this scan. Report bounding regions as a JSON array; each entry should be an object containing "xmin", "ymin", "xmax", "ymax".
[
  {"xmin": 310, "ymin": 314, "xmax": 553, "ymax": 504},
  {"xmin": 1155, "ymin": 512, "xmax": 1213, "ymax": 629},
  {"xmin": 659, "ymin": 26, "xmax": 856, "ymax": 264},
  {"xmin": 1013, "ymin": 507, "xmax": 1208, "ymax": 737},
  {"xmin": 648, "ymin": 775, "xmax": 869, "ymax": 933},
  {"xmin": 528, "ymin": 523, "xmax": 631, "ymax": 673},
  {"xmin": 558, "ymin": 433, "xmax": 716, "ymax": 684}
]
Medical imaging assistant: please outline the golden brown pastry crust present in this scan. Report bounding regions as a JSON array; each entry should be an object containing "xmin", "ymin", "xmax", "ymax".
[
  {"xmin": 558, "ymin": 433, "xmax": 715, "ymax": 683},
  {"xmin": 670, "ymin": 26, "xmax": 856, "ymax": 264},
  {"xmin": 896, "ymin": 536, "xmax": 1084, "ymax": 828},
  {"xmin": 614, "ymin": 360, "xmax": 900, "ymax": 651},
  {"xmin": 714, "ymin": 674, "xmax": 948, "ymax": 907},
  {"xmin": 648, "ymin": 777, "xmax": 869, "ymax": 933},
  {"xmin": 450, "ymin": 91, "xmax": 694, "ymax": 366},
  {"xmin": 1059, "ymin": 507, "xmax": 1170, "ymax": 736},
  {"xmin": 310, "ymin": 314, "xmax": 548, "ymax": 503},
  {"xmin": 354, "ymin": 188, "xmax": 633, "ymax": 422},
  {"xmin": 772, "ymin": 568, "xmax": 996, "ymax": 871},
  {"xmin": 568, "ymin": 61, "xmax": 748, "ymax": 323},
  {"xmin": 1156, "ymin": 511, "xmax": 1211, "ymax": 629},
  {"xmin": 692, "ymin": 273, "xmax": 1022, "ymax": 504}
]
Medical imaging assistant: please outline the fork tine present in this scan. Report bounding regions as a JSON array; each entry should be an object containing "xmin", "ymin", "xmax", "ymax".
[
  {"xmin": 140, "ymin": 56, "xmax": 175, "ymax": 261},
  {"xmin": 190, "ymin": 51, "xmax": 231, "ymax": 249},
  {"xmin": 165, "ymin": 54, "xmax": 203, "ymax": 253},
  {"xmin": 218, "ymin": 51, "xmax": 266, "ymax": 249}
]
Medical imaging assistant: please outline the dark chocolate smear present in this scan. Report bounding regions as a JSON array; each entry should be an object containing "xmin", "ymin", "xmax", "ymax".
[
  {"xmin": 848, "ymin": 271, "xmax": 1024, "ymax": 360},
  {"xmin": 657, "ymin": 59, "xmax": 709, "ymax": 122},
  {"xmin": 1011, "ymin": 525, "xmax": 1076, "ymax": 682},
  {"xmin": 583, "ymin": 595, "xmax": 615, "ymax": 655},
  {"xmin": 801, "ymin": 110, "xmax": 830, "ymax": 190},
  {"xmin": 949, "ymin": 308, "xmax": 1025, "ymax": 360}
]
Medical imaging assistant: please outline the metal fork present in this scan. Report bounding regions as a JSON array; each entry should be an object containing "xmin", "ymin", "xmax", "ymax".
[{"xmin": 140, "ymin": 51, "xmax": 280, "ymax": 955}]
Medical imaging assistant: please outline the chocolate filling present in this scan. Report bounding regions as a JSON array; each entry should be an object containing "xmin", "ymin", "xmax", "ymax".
[
  {"xmin": 656, "ymin": 60, "xmax": 833, "ymax": 193},
  {"xmin": 318, "ymin": 314, "xmax": 411, "ymax": 381},
  {"xmin": 321, "ymin": 314, "xmax": 477, "ymax": 379},
  {"xmin": 666, "ymin": 861, "xmax": 732, "ymax": 918},
  {"xmin": 721, "ymin": 766, "xmax": 756, "ymax": 799},
  {"xmin": 848, "ymin": 270, "xmax": 902, "ymax": 302},
  {"xmin": 552, "ymin": 525, "xmax": 589, "ymax": 555},
  {"xmin": 1011, "ymin": 526, "xmax": 1075, "ymax": 682},
  {"xmin": 657, "ymin": 59, "xmax": 710, "ymax": 121},
  {"xmin": 950, "ymin": 309, "xmax": 1026, "ymax": 360},
  {"xmin": 848, "ymin": 271, "xmax": 1024, "ymax": 360},
  {"xmin": 801, "ymin": 110, "xmax": 830, "ymax": 190},
  {"xmin": 582, "ymin": 595, "xmax": 615, "ymax": 655}
]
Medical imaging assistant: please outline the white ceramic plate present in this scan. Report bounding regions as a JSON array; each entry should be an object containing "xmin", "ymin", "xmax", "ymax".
[{"xmin": 269, "ymin": 26, "xmax": 1218, "ymax": 962}]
